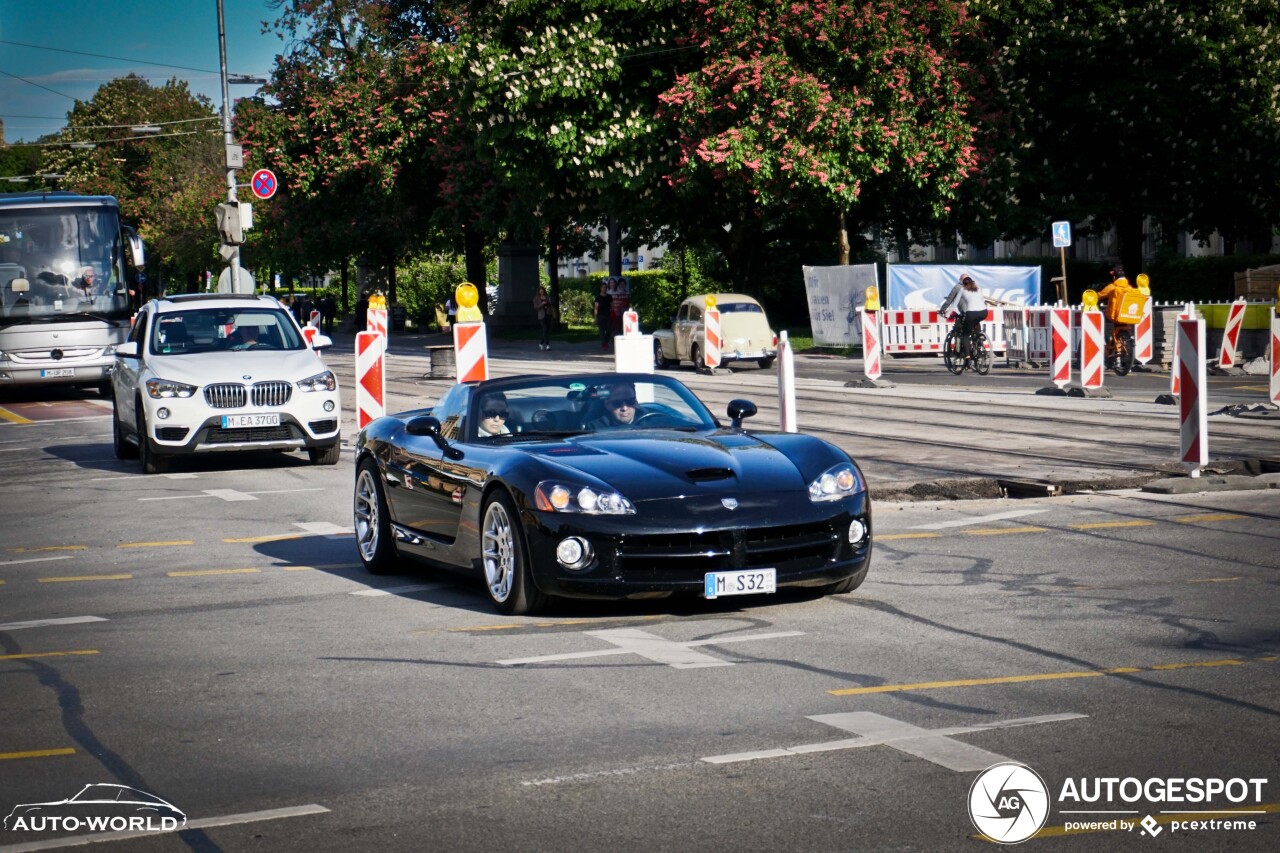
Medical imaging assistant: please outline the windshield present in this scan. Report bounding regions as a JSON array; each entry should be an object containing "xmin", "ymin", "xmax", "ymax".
[
  {"xmin": 0, "ymin": 204, "xmax": 132, "ymax": 327},
  {"xmin": 468, "ymin": 375, "xmax": 718, "ymax": 441},
  {"xmin": 149, "ymin": 307, "xmax": 305, "ymax": 355}
]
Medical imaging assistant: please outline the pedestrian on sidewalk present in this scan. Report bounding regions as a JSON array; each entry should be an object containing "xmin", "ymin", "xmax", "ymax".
[
  {"xmin": 533, "ymin": 284, "xmax": 555, "ymax": 350},
  {"xmin": 594, "ymin": 279, "xmax": 613, "ymax": 350}
]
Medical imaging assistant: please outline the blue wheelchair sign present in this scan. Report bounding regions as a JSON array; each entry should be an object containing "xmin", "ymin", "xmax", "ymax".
[{"xmin": 1052, "ymin": 221, "xmax": 1071, "ymax": 248}]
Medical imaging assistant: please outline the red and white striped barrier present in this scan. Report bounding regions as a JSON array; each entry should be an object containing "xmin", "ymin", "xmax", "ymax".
[
  {"xmin": 703, "ymin": 307, "xmax": 722, "ymax": 369},
  {"xmin": 1271, "ymin": 310, "xmax": 1280, "ymax": 405},
  {"xmin": 861, "ymin": 308, "xmax": 882, "ymax": 381},
  {"xmin": 881, "ymin": 310, "xmax": 946, "ymax": 353},
  {"xmin": 1170, "ymin": 304, "xmax": 1193, "ymax": 396},
  {"xmin": 367, "ymin": 305, "xmax": 387, "ymax": 351},
  {"xmin": 1217, "ymin": 297, "xmax": 1247, "ymax": 368},
  {"xmin": 355, "ymin": 331, "xmax": 385, "ymax": 430},
  {"xmin": 1080, "ymin": 311, "xmax": 1105, "ymax": 390},
  {"xmin": 302, "ymin": 325, "xmax": 318, "ymax": 350},
  {"xmin": 1050, "ymin": 308, "xmax": 1072, "ymax": 389},
  {"xmin": 453, "ymin": 321, "xmax": 488, "ymax": 383},
  {"xmin": 1177, "ymin": 317, "xmax": 1208, "ymax": 476},
  {"xmin": 777, "ymin": 331, "xmax": 797, "ymax": 433},
  {"xmin": 622, "ymin": 309, "xmax": 639, "ymax": 336},
  {"xmin": 1134, "ymin": 297, "xmax": 1153, "ymax": 364},
  {"xmin": 309, "ymin": 309, "xmax": 321, "ymax": 328}
]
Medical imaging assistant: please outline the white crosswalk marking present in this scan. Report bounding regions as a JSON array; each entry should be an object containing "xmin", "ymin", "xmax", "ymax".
[
  {"xmin": 498, "ymin": 627, "xmax": 804, "ymax": 669},
  {"xmin": 0, "ymin": 616, "xmax": 107, "ymax": 631},
  {"xmin": 912, "ymin": 509, "xmax": 1047, "ymax": 530}
]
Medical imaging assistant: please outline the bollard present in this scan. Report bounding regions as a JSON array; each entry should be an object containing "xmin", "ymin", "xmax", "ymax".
[
  {"xmin": 703, "ymin": 301, "xmax": 722, "ymax": 371},
  {"xmin": 453, "ymin": 321, "xmax": 488, "ymax": 383},
  {"xmin": 367, "ymin": 294, "xmax": 388, "ymax": 353},
  {"xmin": 1170, "ymin": 303, "xmax": 1193, "ymax": 396},
  {"xmin": 622, "ymin": 309, "xmax": 639, "ymax": 337},
  {"xmin": 777, "ymin": 330, "xmax": 796, "ymax": 433},
  {"xmin": 1177, "ymin": 317, "xmax": 1208, "ymax": 477},
  {"xmin": 1050, "ymin": 307, "xmax": 1072, "ymax": 389},
  {"xmin": 1080, "ymin": 310, "xmax": 1105, "ymax": 390},
  {"xmin": 1134, "ymin": 298, "xmax": 1153, "ymax": 365},
  {"xmin": 1271, "ymin": 308, "xmax": 1280, "ymax": 405},
  {"xmin": 1217, "ymin": 296, "xmax": 1247, "ymax": 369},
  {"xmin": 355, "ymin": 331, "xmax": 385, "ymax": 430},
  {"xmin": 860, "ymin": 308, "xmax": 881, "ymax": 382}
]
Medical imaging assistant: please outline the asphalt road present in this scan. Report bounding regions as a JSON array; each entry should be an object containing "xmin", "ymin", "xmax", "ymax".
[{"xmin": 1, "ymin": 341, "xmax": 1277, "ymax": 852}]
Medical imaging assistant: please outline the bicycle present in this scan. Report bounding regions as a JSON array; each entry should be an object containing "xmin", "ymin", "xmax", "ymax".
[
  {"xmin": 943, "ymin": 316, "xmax": 991, "ymax": 376},
  {"xmin": 1105, "ymin": 324, "xmax": 1134, "ymax": 376}
]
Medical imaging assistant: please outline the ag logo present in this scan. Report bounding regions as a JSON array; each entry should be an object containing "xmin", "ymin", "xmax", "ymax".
[{"xmin": 968, "ymin": 762, "xmax": 1050, "ymax": 844}]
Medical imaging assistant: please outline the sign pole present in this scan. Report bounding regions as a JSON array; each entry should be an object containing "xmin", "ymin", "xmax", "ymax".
[
  {"xmin": 216, "ymin": 0, "xmax": 241, "ymax": 295},
  {"xmin": 1059, "ymin": 248, "xmax": 1068, "ymax": 305}
]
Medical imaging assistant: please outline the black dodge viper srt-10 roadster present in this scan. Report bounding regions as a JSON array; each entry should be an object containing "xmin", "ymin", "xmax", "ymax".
[{"xmin": 353, "ymin": 373, "xmax": 872, "ymax": 614}]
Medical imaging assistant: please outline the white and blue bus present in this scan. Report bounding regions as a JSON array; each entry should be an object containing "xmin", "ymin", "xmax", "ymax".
[{"xmin": 0, "ymin": 191, "xmax": 145, "ymax": 395}]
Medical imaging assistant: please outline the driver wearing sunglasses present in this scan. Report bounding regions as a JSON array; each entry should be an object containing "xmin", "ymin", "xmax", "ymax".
[
  {"xmin": 588, "ymin": 383, "xmax": 644, "ymax": 429},
  {"xmin": 477, "ymin": 393, "xmax": 511, "ymax": 437}
]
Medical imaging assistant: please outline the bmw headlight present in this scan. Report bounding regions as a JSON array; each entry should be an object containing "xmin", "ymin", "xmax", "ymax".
[
  {"xmin": 808, "ymin": 463, "xmax": 863, "ymax": 502},
  {"xmin": 534, "ymin": 481, "xmax": 635, "ymax": 515},
  {"xmin": 297, "ymin": 370, "xmax": 336, "ymax": 392},
  {"xmin": 144, "ymin": 378, "xmax": 197, "ymax": 399}
]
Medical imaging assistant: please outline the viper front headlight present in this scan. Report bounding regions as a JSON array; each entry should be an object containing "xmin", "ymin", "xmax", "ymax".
[
  {"xmin": 534, "ymin": 481, "xmax": 635, "ymax": 515},
  {"xmin": 808, "ymin": 463, "xmax": 863, "ymax": 502},
  {"xmin": 297, "ymin": 370, "xmax": 336, "ymax": 392},
  {"xmin": 145, "ymin": 378, "xmax": 197, "ymax": 399}
]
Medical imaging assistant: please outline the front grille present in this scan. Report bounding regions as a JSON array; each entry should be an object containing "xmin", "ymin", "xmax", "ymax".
[
  {"xmin": 744, "ymin": 520, "xmax": 838, "ymax": 568},
  {"xmin": 203, "ymin": 381, "xmax": 292, "ymax": 408},
  {"xmin": 618, "ymin": 530, "xmax": 734, "ymax": 575},
  {"xmin": 156, "ymin": 427, "xmax": 189, "ymax": 441},
  {"xmin": 617, "ymin": 521, "xmax": 840, "ymax": 577},
  {"xmin": 205, "ymin": 383, "xmax": 246, "ymax": 408},
  {"xmin": 308, "ymin": 419, "xmax": 337, "ymax": 434},
  {"xmin": 251, "ymin": 381, "xmax": 292, "ymax": 406},
  {"xmin": 205, "ymin": 425, "xmax": 295, "ymax": 444}
]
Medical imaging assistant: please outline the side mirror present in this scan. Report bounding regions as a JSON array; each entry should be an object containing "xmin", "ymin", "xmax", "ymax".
[
  {"xmin": 405, "ymin": 415, "xmax": 464, "ymax": 460},
  {"xmin": 727, "ymin": 399, "xmax": 757, "ymax": 430},
  {"xmin": 310, "ymin": 333, "xmax": 333, "ymax": 351},
  {"xmin": 115, "ymin": 341, "xmax": 139, "ymax": 359},
  {"xmin": 123, "ymin": 226, "xmax": 146, "ymax": 270}
]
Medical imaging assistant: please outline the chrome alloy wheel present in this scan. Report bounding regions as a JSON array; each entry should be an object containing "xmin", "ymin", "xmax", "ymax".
[
  {"xmin": 354, "ymin": 467, "xmax": 382, "ymax": 562},
  {"xmin": 482, "ymin": 499, "xmax": 516, "ymax": 603}
]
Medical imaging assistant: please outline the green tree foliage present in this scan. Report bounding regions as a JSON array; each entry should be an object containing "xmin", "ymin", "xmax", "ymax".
[{"xmin": 968, "ymin": 0, "xmax": 1280, "ymax": 274}]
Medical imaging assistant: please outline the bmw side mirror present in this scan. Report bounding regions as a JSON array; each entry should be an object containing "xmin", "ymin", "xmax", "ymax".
[
  {"xmin": 406, "ymin": 415, "xmax": 464, "ymax": 460},
  {"xmin": 727, "ymin": 399, "xmax": 757, "ymax": 430},
  {"xmin": 116, "ymin": 341, "xmax": 139, "ymax": 359}
]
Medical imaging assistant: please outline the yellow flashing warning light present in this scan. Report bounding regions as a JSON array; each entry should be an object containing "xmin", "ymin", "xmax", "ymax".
[
  {"xmin": 1136, "ymin": 273, "xmax": 1150, "ymax": 296},
  {"xmin": 705, "ymin": 294, "xmax": 717, "ymax": 309},
  {"xmin": 369, "ymin": 293, "xmax": 387, "ymax": 310},
  {"xmin": 1082, "ymin": 289, "xmax": 1100, "ymax": 311},
  {"xmin": 864, "ymin": 285, "xmax": 880, "ymax": 312},
  {"xmin": 455, "ymin": 282, "xmax": 482, "ymax": 322}
]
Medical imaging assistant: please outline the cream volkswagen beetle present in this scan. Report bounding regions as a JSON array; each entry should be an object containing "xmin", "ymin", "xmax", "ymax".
[{"xmin": 653, "ymin": 293, "xmax": 778, "ymax": 371}]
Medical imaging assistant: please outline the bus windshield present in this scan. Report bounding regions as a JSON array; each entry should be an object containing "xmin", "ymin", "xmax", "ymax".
[{"xmin": 0, "ymin": 204, "xmax": 132, "ymax": 328}]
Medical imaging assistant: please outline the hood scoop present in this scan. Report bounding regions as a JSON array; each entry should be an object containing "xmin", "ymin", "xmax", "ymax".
[{"xmin": 685, "ymin": 466, "xmax": 736, "ymax": 483}]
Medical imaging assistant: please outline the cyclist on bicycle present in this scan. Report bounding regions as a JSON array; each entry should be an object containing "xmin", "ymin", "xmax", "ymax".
[{"xmin": 939, "ymin": 274, "xmax": 988, "ymax": 366}]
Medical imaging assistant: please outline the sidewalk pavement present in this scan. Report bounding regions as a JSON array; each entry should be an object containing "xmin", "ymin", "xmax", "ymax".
[{"xmin": 325, "ymin": 329, "xmax": 1280, "ymax": 503}]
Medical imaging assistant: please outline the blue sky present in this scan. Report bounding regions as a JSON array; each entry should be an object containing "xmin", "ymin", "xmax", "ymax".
[{"xmin": 0, "ymin": 0, "xmax": 286, "ymax": 144}]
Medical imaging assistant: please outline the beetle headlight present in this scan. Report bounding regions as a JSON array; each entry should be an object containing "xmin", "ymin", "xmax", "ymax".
[
  {"xmin": 808, "ymin": 463, "xmax": 863, "ymax": 502},
  {"xmin": 534, "ymin": 481, "xmax": 635, "ymax": 515},
  {"xmin": 297, "ymin": 370, "xmax": 336, "ymax": 392},
  {"xmin": 145, "ymin": 378, "xmax": 197, "ymax": 399}
]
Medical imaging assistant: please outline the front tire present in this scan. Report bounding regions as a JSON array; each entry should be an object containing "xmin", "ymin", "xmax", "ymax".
[
  {"xmin": 354, "ymin": 459, "xmax": 396, "ymax": 574},
  {"xmin": 690, "ymin": 343, "xmax": 703, "ymax": 372},
  {"xmin": 823, "ymin": 564, "xmax": 869, "ymax": 595},
  {"xmin": 654, "ymin": 340, "xmax": 673, "ymax": 370},
  {"xmin": 1113, "ymin": 331, "xmax": 1133, "ymax": 376},
  {"xmin": 136, "ymin": 405, "xmax": 168, "ymax": 474},
  {"xmin": 113, "ymin": 397, "xmax": 137, "ymax": 460},
  {"xmin": 481, "ymin": 490, "xmax": 546, "ymax": 615},
  {"xmin": 972, "ymin": 337, "xmax": 991, "ymax": 375},
  {"xmin": 309, "ymin": 442, "xmax": 341, "ymax": 465}
]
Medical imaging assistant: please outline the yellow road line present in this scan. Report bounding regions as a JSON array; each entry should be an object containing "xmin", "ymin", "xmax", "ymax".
[
  {"xmin": 167, "ymin": 568, "xmax": 260, "ymax": 577},
  {"xmin": 10, "ymin": 545, "xmax": 88, "ymax": 553},
  {"xmin": 223, "ymin": 533, "xmax": 304, "ymax": 543},
  {"xmin": 0, "ymin": 408, "xmax": 34, "ymax": 425},
  {"xmin": 450, "ymin": 623, "xmax": 524, "ymax": 632},
  {"xmin": 38, "ymin": 574, "xmax": 132, "ymax": 583},
  {"xmin": 1189, "ymin": 576, "xmax": 1242, "ymax": 584},
  {"xmin": 117, "ymin": 540, "xmax": 194, "ymax": 548},
  {"xmin": 963, "ymin": 526, "xmax": 1049, "ymax": 536},
  {"xmin": 0, "ymin": 650, "xmax": 98, "ymax": 661},
  {"xmin": 1019, "ymin": 802, "xmax": 1280, "ymax": 840},
  {"xmin": 878, "ymin": 532, "xmax": 943, "ymax": 541},
  {"xmin": 1170, "ymin": 513, "xmax": 1245, "ymax": 523},
  {"xmin": 828, "ymin": 657, "xmax": 1268, "ymax": 696},
  {"xmin": 280, "ymin": 566, "xmax": 315, "ymax": 571},
  {"xmin": 1067, "ymin": 520, "xmax": 1155, "ymax": 530},
  {"xmin": 0, "ymin": 748, "xmax": 75, "ymax": 761}
]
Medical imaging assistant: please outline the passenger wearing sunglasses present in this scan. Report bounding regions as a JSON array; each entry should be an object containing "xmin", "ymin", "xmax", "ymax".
[
  {"xmin": 477, "ymin": 393, "xmax": 511, "ymax": 437},
  {"xmin": 588, "ymin": 383, "xmax": 644, "ymax": 429}
]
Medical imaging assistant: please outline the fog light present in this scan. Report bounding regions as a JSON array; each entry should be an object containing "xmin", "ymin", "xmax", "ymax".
[
  {"xmin": 847, "ymin": 519, "xmax": 866, "ymax": 544},
  {"xmin": 156, "ymin": 407, "xmax": 170, "ymax": 420},
  {"xmin": 323, "ymin": 400, "xmax": 335, "ymax": 412},
  {"xmin": 556, "ymin": 536, "xmax": 594, "ymax": 570}
]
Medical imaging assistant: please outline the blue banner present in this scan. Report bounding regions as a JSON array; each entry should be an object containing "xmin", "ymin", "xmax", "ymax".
[{"xmin": 886, "ymin": 265, "xmax": 1041, "ymax": 311}]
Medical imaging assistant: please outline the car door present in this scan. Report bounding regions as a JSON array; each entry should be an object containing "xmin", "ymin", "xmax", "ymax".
[
  {"xmin": 675, "ymin": 302, "xmax": 700, "ymax": 361},
  {"xmin": 383, "ymin": 385, "xmax": 473, "ymax": 543},
  {"xmin": 111, "ymin": 308, "xmax": 149, "ymax": 435}
]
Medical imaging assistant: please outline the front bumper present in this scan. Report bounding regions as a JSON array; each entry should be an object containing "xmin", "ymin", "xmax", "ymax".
[
  {"xmin": 140, "ymin": 393, "xmax": 341, "ymax": 454},
  {"xmin": 522, "ymin": 493, "xmax": 871, "ymax": 599},
  {"xmin": 0, "ymin": 359, "xmax": 112, "ymax": 387}
]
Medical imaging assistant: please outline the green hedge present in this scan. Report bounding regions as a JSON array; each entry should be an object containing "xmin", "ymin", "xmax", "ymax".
[{"xmin": 555, "ymin": 259, "xmax": 726, "ymax": 331}]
